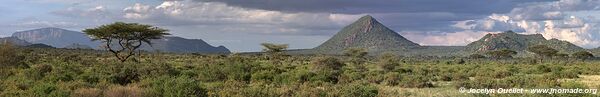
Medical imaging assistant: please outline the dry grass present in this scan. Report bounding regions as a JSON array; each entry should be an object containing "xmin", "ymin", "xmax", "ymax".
[
  {"xmin": 103, "ymin": 85, "xmax": 145, "ymax": 97},
  {"xmin": 377, "ymin": 85, "xmax": 471, "ymax": 97},
  {"xmin": 577, "ymin": 75, "xmax": 600, "ymax": 88}
]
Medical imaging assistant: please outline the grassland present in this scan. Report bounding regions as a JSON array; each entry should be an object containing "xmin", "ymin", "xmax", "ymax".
[{"xmin": 1, "ymin": 48, "xmax": 599, "ymax": 97}]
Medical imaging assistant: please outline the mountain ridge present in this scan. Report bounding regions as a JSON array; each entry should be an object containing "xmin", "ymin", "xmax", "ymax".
[{"xmin": 9, "ymin": 27, "xmax": 230, "ymax": 53}]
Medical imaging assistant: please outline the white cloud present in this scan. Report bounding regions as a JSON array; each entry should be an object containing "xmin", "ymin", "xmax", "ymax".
[
  {"xmin": 123, "ymin": 3, "xmax": 151, "ymax": 19},
  {"xmin": 51, "ymin": 5, "xmax": 112, "ymax": 19},
  {"xmin": 454, "ymin": 0, "xmax": 600, "ymax": 48},
  {"xmin": 10, "ymin": 21, "xmax": 79, "ymax": 28},
  {"xmin": 402, "ymin": 31, "xmax": 489, "ymax": 46}
]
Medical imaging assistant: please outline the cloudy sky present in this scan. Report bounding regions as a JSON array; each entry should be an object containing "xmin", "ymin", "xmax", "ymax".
[{"xmin": 2, "ymin": 0, "xmax": 600, "ymax": 52}]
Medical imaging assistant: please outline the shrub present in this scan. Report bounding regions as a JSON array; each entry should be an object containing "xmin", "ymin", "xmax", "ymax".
[
  {"xmin": 0, "ymin": 42, "xmax": 25, "ymax": 68},
  {"xmin": 46, "ymin": 62, "xmax": 83, "ymax": 82},
  {"xmin": 310, "ymin": 56, "xmax": 344, "ymax": 72},
  {"xmin": 339, "ymin": 83, "xmax": 378, "ymax": 97},
  {"xmin": 241, "ymin": 82, "xmax": 278, "ymax": 97},
  {"xmin": 535, "ymin": 65, "xmax": 552, "ymax": 73},
  {"xmin": 217, "ymin": 79, "xmax": 247, "ymax": 96},
  {"xmin": 109, "ymin": 65, "xmax": 140, "ymax": 85},
  {"xmin": 382, "ymin": 72, "xmax": 400, "ymax": 86},
  {"xmin": 251, "ymin": 69, "xmax": 277, "ymax": 82},
  {"xmin": 144, "ymin": 76, "xmax": 208, "ymax": 97},
  {"xmin": 285, "ymin": 83, "xmax": 329, "ymax": 97},
  {"xmin": 71, "ymin": 88, "xmax": 102, "ymax": 97},
  {"xmin": 399, "ymin": 74, "xmax": 434, "ymax": 88},
  {"xmin": 338, "ymin": 70, "xmax": 364, "ymax": 84},
  {"xmin": 550, "ymin": 69, "xmax": 579, "ymax": 79},
  {"xmin": 26, "ymin": 64, "xmax": 53, "ymax": 80},
  {"xmin": 309, "ymin": 56, "xmax": 344, "ymax": 83},
  {"xmin": 28, "ymin": 83, "xmax": 70, "ymax": 97},
  {"xmin": 364, "ymin": 71, "xmax": 384, "ymax": 84},
  {"xmin": 377, "ymin": 53, "xmax": 399, "ymax": 72}
]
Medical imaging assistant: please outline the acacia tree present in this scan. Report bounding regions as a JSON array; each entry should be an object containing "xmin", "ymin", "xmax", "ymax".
[
  {"xmin": 572, "ymin": 51, "xmax": 594, "ymax": 60},
  {"xmin": 83, "ymin": 22, "xmax": 169, "ymax": 62},
  {"xmin": 527, "ymin": 45, "xmax": 558, "ymax": 58},
  {"xmin": 260, "ymin": 43, "xmax": 288, "ymax": 60}
]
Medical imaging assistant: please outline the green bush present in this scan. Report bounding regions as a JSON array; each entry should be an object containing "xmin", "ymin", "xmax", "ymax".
[
  {"xmin": 109, "ymin": 64, "xmax": 140, "ymax": 85},
  {"xmin": 26, "ymin": 64, "xmax": 53, "ymax": 80},
  {"xmin": 339, "ymin": 83, "xmax": 378, "ymax": 97},
  {"xmin": 28, "ymin": 83, "xmax": 69, "ymax": 97},
  {"xmin": 241, "ymin": 82, "xmax": 278, "ymax": 97},
  {"xmin": 0, "ymin": 42, "xmax": 25, "ymax": 68},
  {"xmin": 71, "ymin": 88, "xmax": 102, "ymax": 97},
  {"xmin": 377, "ymin": 53, "xmax": 400, "ymax": 72},
  {"xmin": 251, "ymin": 69, "xmax": 277, "ymax": 82},
  {"xmin": 144, "ymin": 76, "xmax": 208, "ymax": 97},
  {"xmin": 399, "ymin": 74, "xmax": 434, "ymax": 88},
  {"xmin": 309, "ymin": 56, "xmax": 344, "ymax": 83}
]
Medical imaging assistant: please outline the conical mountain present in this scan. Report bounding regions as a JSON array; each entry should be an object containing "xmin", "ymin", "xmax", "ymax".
[
  {"xmin": 466, "ymin": 31, "xmax": 585, "ymax": 53},
  {"xmin": 313, "ymin": 15, "xmax": 419, "ymax": 54}
]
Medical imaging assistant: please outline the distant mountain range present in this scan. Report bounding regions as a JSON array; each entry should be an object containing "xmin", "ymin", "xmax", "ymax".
[
  {"xmin": 0, "ymin": 37, "xmax": 31, "ymax": 46},
  {"xmin": 3, "ymin": 27, "xmax": 230, "ymax": 53},
  {"xmin": 12, "ymin": 27, "xmax": 99, "ymax": 48}
]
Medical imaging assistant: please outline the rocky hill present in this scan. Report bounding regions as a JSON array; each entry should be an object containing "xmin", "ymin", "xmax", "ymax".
[{"xmin": 466, "ymin": 31, "xmax": 585, "ymax": 54}]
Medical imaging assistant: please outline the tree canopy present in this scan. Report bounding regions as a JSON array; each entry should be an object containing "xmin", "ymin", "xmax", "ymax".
[
  {"xmin": 260, "ymin": 43, "xmax": 288, "ymax": 60},
  {"xmin": 572, "ymin": 51, "xmax": 594, "ymax": 59},
  {"xmin": 527, "ymin": 45, "xmax": 558, "ymax": 58},
  {"xmin": 83, "ymin": 22, "xmax": 169, "ymax": 62},
  {"xmin": 261, "ymin": 43, "xmax": 288, "ymax": 54}
]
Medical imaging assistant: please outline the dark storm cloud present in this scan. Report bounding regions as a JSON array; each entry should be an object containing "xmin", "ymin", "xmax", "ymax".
[
  {"xmin": 191, "ymin": 0, "xmax": 557, "ymax": 33},
  {"xmin": 371, "ymin": 12, "xmax": 483, "ymax": 32},
  {"xmin": 195, "ymin": 0, "xmax": 556, "ymax": 14}
]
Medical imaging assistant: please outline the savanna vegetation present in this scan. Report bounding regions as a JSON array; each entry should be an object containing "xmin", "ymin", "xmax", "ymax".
[{"xmin": 1, "ymin": 42, "xmax": 600, "ymax": 97}]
